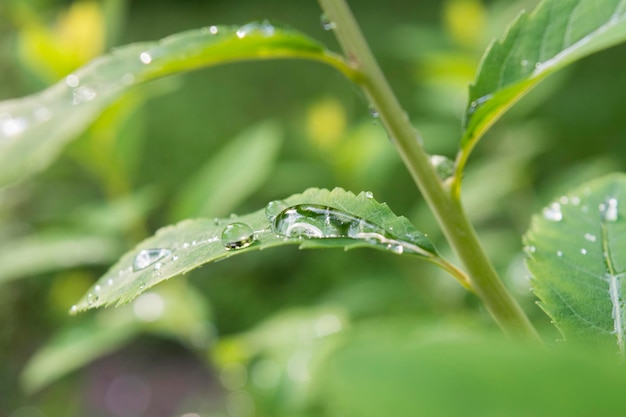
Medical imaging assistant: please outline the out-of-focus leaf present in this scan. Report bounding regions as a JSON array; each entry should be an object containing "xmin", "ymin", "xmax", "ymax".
[
  {"xmin": 73, "ymin": 188, "xmax": 441, "ymax": 311},
  {"xmin": 21, "ymin": 279, "xmax": 212, "ymax": 393},
  {"xmin": 314, "ymin": 324, "xmax": 626, "ymax": 417},
  {"xmin": 456, "ymin": 0, "xmax": 626, "ymax": 179},
  {"xmin": 171, "ymin": 121, "xmax": 282, "ymax": 220},
  {"xmin": 525, "ymin": 173, "xmax": 626, "ymax": 353},
  {"xmin": 0, "ymin": 234, "xmax": 121, "ymax": 284},
  {"xmin": 0, "ymin": 22, "xmax": 356, "ymax": 186}
]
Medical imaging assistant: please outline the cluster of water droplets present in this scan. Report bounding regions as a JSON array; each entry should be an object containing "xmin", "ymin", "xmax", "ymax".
[
  {"xmin": 320, "ymin": 14, "xmax": 336, "ymax": 31},
  {"xmin": 536, "ymin": 193, "xmax": 620, "ymax": 260},
  {"xmin": 265, "ymin": 201, "xmax": 424, "ymax": 256}
]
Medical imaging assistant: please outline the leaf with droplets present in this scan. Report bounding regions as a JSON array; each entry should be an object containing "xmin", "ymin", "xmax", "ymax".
[
  {"xmin": 456, "ymin": 0, "xmax": 626, "ymax": 178},
  {"xmin": 73, "ymin": 188, "xmax": 449, "ymax": 312},
  {"xmin": 525, "ymin": 173, "xmax": 626, "ymax": 353},
  {"xmin": 0, "ymin": 22, "xmax": 357, "ymax": 186}
]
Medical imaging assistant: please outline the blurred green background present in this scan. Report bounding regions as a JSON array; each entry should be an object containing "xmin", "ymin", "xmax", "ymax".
[{"xmin": 2, "ymin": 0, "xmax": 626, "ymax": 416}]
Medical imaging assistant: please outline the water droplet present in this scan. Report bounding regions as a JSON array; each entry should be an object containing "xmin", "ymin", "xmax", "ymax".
[
  {"xmin": 557, "ymin": 250, "xmax": 563, "ymax": 257},
  {"xmin": 213, "ymin": 218, "xmax": 221, "ymax": 226},
  {"xmin": 222, "ymin": 222, "xmax": 255, "ymax": 250},
  {"xmin": 320, "ymin": 14, "xmax": 336, "ymax": 30},
  {"xmin": 364, "ymin": 191, "xmax": 374, "ymax": 199},
  {"xmin": 94, "ymin": 285, "xmax": 101, "ymax": 292},
  {"xmin": 526, "ymin": 245, "xmax": 536, "ymax": 253},
  {"xmin": 430, "ymin": 155, "xmax": 455, "ymax": 180},
  {"xmin": 387, "ymin": 244, "xmax": 404, "ymax": 255},
  {"xmin": 467, "ymin": 94, "xmax": 493, "ymax": 117},
  {"xmin": 154, "ymin": 262, "xmax": 162, "ymax": 270},
  {"xmin": 521, "ymin": 59, "xmax": 529, "ymax": 67},
  {"xmin": 73, "ymin": 86, "xmax": 96, "ymax": 104},
  {"xmin": 139, "ymin": 52, "xmax": 152, "ymax": 64},
  {"xmin": 369, "ymin": 106, "xmax": 379, "ymax": 118},
  {"xmin": 209, "ymin": 25, "xmax": 219, "ymax": 34},
  {"xmin": 107, "ymin": 278, "xmax": 114, "ymax": 286},
  {"xmin": 65, "ymin": 74, "xmax": 80, "ymax": 87},
  {"xmin": 534, "ymin": 62, "xmax": 544, "ymax": 70},
  {"xmin": 139, "ymin": 283, "xmax": 146, "ymax": 290},
  {"xmin": 265, "ymin": 200, "xmax": 289, "ymax": 221},
  {"xmin": 584, "ymin": 233, "xmax": 597, "ymax": 242},
  {"xmin": 581, "ymin": 248, "xmax": 587, "ymax": 255},
  {"xmin": 133, "ymin": 248, "xmax": 172, "ymax": 272},
  {"xmin": 87, "ymin": 292, "xmax": 99, "ymax": 305},
  {"xmin": 182, "ymin": 242, "xmax": 190, "ymax": 249},
  {"xmin": 172, "ymin": 255, "xmax": 179, "ymax": 261},
  {"xmin": 70, "ymin": 305, "xmax": 78, "ymax": 314},
  {"xmin": 601, "ymin": 197, "xmax": 619, "ymax": 222},
  {"xmin": 0, "ymin": 116, "xmax": 27, "ymax": 137},
  {"xmin": 543, "ymin": 202, "xmax": 562, "ymax": 222}
]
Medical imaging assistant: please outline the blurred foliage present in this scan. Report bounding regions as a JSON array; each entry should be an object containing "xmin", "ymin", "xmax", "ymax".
[{"xmin": 2, "ymin": 0, "xmax": 626, "ymax": 416}]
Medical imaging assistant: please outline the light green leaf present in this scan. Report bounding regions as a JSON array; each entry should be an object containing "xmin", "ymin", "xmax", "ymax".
[
  {"xmin": 525, "ymin": 173, "xmax": 626, "ymax": 353},
  {"xmin": 315, "ymin": 324, "xmax": 626, "ymax": 417},
  {"xmin": 456, "ymin": 0, "xmax": 626, "ymax": 178},
  {"xmin": 171, "ymin": 121, "xmax": 283, "ymax": 220},
  {"xmin": 0, "ymin": 234, "xmax": 121, "ymax": 284},
  {"xmin": 73, "ymin": 188, "xmax": 444, "ymax": 312},
  {"xmin": 0, "ymin": 22, "xmax": 356, "ymax": 186}
]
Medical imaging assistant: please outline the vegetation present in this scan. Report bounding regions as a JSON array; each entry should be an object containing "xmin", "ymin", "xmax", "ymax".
[{"xmin": 3, "ymin": 0, "xmax": 626, "ymax": 416}]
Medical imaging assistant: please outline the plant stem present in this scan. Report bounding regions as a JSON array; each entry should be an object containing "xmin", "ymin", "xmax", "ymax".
[{"xmin": 317, "ymin": 0, "xmax": 541, "ymax": 341}]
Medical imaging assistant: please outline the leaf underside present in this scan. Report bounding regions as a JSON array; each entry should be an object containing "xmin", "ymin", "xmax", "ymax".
[
  {"xmin": 457, "ymin": 0, "xmax": 626, "ymax": 175},
  {"xmin": 525, "ymin": 173, "xmax": 626, "ymax": 353},
  {"xmin": 0, "ymin": 22, "xmax": 354, "ymax": 186},
  {"xmin": 74, "ymin": 188, "xmax": 438, "ymax": 312}
]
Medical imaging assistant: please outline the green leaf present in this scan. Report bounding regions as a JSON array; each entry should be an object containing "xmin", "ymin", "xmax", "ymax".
[
  {"xmin": 171, "ymin": 121, "xmax": 283, "ymax": 220},
  {"xmin": 73, "ymin": 188, "xmax": 441, "ymax": 312},
  {"xmin": 314, "ymin": 324, "xmax": 626, "ymax": 417},
  {"xmin": 457, "ymin": 0, "xmax": 626, "ymax": 178},
  {"xmin": 0, "ymin": 233, "xmax": 121, "ymax": 284},
  {"xmin": 0, "ymin": 22, "xmax": 356, "ymax": 186},
  {"xmin": 525, "ymin": 173, "xmax": 626, "ymax": 353}
]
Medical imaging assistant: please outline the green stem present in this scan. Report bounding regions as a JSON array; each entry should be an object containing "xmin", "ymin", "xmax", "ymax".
[{"xmin": 317, "ymin": 0, "xmax": 540, "ymax": 341}]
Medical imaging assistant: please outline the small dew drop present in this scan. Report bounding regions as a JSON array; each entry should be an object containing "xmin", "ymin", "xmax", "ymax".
[
  {"xmin": 602, "ymin": 197, "xmax": 619, "ymax": 222},
  {"xmin": 557, "ymin": 250, "xmax": 563, "ymax": 257},
  {"xmin": 369, "ymin": 106, "xmax": 380, "ymax": 118},
  {"xmin": 581, "ymin": 248, "xmax": 588, "ymax": 255},
  {"xmin": 87, "ymin": 293, "xmax": 99, "ymax": 305},
  {"xmin": 133, "ymin": 248, "xmax": 172, "ymax": 272},
  {"xmin": 94, "ymin": 285, "xmax": 101, "ymax": 293},
  {"xmin": 182, "ymin": 242, "xmax": 190, "ymax": 249},
  {"xmin": 222, "ymin": 222, "xmax": 255, "ymax": 250},
  {"xmin": 70, "ymin": 305, "xmax": 78, "ymax": 314},
  {"xmin": 542, "ymin": 202, "xmax": 563, "ymax": 222},
  {"xmin": 154, "ymin": 262, "xmax": 162, "ymax": 270},
  {"xmin": 320, "ymin": 14, "xmax": 336, "ymax": 30},
  {"xmin": 209, "ymin": 25, "xmax": 219, "ymax": 34},
  {"xmin": 107, "ymin": 278, "xmax": 114, "ymax": 286},
  {"xmin": 364, "ymin": 191, "xmax": 374, "ymax": 199},
  {"xmin": 173, "ymin": 255, "xmax": 179, "ymax": 261},
  {"xmin": 65, "ymin": 74, "xmax": 80, "ymax": 87},
  {"xmin": 534, "ymin": 62, "xmax": 544, "ymax": 70},
  {"xmin": 521, "ymin": 59, "xmax": 529, "ymax": 67},
  {"xmin": 527, "ymin": 245, "xmax": 536, "ymax": 253},
  {"xmin": 584, "ymin": 233, "xmax": 597, "ymax": 242},
  {"xmin": 139, "ymin": 52, "xmax": 152, "ymax": 64},
  {"xmin": 265, "ymin": 200, "xmax": 289, "ymax": 221}
]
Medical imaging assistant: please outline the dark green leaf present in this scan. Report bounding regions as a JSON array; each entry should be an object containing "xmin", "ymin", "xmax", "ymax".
[
  {"xmin": 73, "ymin": 188, "xmax": 440, "ymax": 311},
  {"xmin": 525, "ymin": 173, "xmax": 626, "ymax": 353},
  {"xmin": 457, "ymin": 0, "xmax": 626, "ymax": 176},
  {"xmin": 0, "ymin": 22, "xmax": 356, "ymax": 186}
]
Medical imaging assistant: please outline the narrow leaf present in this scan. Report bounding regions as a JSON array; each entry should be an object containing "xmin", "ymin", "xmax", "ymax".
[
  {"xmin": 73, "ymin": 188, "xmax": 440, "ymax": 312},
  {"xmin": 457, "ymin": 0, "xmax": 626, "ymax": 177},
  {"xmin": 0, "ymin": 22, "xmax": 356, "ymax": 186},
  {"xmin": 171, "ymin": 121, "xmax": 283, "ymax": 220},
  {"xmin": 525, "ymin": 173, "xmax": 626, "ymax": 353}
]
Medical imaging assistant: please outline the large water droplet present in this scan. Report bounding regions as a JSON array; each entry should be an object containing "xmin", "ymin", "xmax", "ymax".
[
  {"xmin": 265, "ymin": 200, "xmax": 289, "ymax": 221},
  {"xmin": 133, "ymin": 248, "xmax": 172, "ymax": 272},
  {"xmin": 601, "ymin": 197, "xmax": 619, "ymax": 222},
  {"xmin": 543, "ymin": 202, "xmax": 563, "ymax": 222},
  {"xmin": 320, "ymin": 14, "xmax": 336, "ymax": 30},
  {"xmin": 430, "ymin": 155, "xmax": 455, "ymax": 180},
  {"xmin": 221, "ymin": 222, "xmax": 255, "ymax": 250}
]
